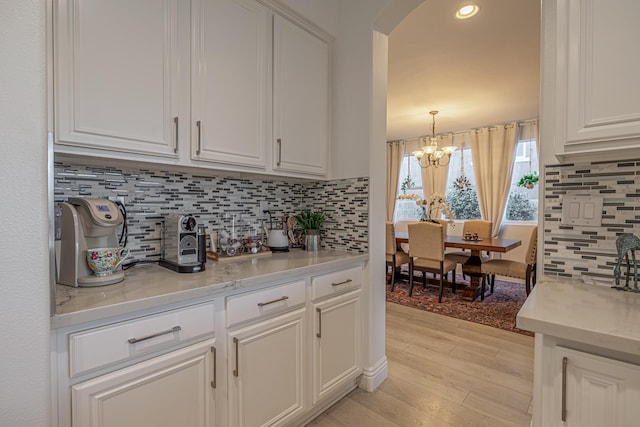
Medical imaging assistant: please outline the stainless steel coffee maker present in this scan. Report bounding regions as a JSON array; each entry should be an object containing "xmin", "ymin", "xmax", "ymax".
[
  {"xmin": 159, "ymin": 214, "xmax": 206, "ymax": 273},
  {"xmin": 58, "ymin": 197, "xmax": 124, "ymax": 287}
]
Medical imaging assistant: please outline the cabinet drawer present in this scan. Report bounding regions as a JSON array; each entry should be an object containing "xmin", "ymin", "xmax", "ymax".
[
  {"xmin": 226, "ymin": 280, "xmax": 306, "ymax": 327},
  {"xmin": 311, "ymin": 266, "xmax": 362, "ymax": 301},
  {"xmin": 69, "ymin": 302, "xmax": 215, "ymax": 377}
]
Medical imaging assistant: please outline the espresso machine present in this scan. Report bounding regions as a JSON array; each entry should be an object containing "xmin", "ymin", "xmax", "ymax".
[
  {"xmin": 58, "ymin": 197, "xmax": 124, "ymax": 287},
  {"xmin": 160, "ymin": 214, "xmax": 206, "ymax": 273}
]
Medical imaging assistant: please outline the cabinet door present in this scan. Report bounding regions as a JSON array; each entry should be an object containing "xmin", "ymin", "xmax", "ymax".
[
  {"xmin": 273, "ymin": 15, "xmax": 329, "ymax": 176},
  {"xmin": 551, "ymin": 346, "xmax": 640, "ymax": 427},
  {"xmin": 312, "ymin": 290, "xmax": 361, "ymax": 404},
  {"xmin": 191, "ymin": 0, "xmax": 268, "ymax": 168},
  {"xmin": 72, "ymin": 339, "xmax": 216, "ymax": 427},
  {"xmin": 557, "ymin": 0, "xmax": 640, "ymax": 154},
  {"xmin": 54, "ymin": 0, "xmax": 181, "ymax": 157},
  {"xmin": 228, "ymin": 308, "xmax": 306, "ymax": 427}
]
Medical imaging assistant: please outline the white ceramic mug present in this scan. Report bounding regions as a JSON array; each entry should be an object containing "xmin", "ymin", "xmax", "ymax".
[{"xmin": 86, "ymin": 247, "xmax": 131, "ymax": 276}]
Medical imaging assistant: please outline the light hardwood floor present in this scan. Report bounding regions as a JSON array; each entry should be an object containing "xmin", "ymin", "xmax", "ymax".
[{"xmin": 308, "ymin": 302, "xmax": 534, "ymax": 427}]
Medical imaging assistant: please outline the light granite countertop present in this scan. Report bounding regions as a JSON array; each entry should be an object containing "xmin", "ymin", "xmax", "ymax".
[
  {"xmin": 517, "ymin": 276, "xmax": 640, "ymax": 355},
  {"xmin": 52, "ymin": 249, "xmax": 368, "ymax": 329}
]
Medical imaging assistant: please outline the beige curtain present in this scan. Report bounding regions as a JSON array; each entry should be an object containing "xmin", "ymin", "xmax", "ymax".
[
  {"xmin": 420, "ymin": 134, "xmax": 451, "ymax": 203},
  {"xmin": 471, "ymin": 124, "xmax": 518, "ymax": 237},
  {"xmin": 386, "ymin": 141, "xmax": 404, "ymax": 221}
]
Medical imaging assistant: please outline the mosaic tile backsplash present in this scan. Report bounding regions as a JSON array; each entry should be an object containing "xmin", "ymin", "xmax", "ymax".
[
  {"xmin": 544, "ymin": 158, "xmax": 640, "ymax": 283},
  {"xmin": 54, "ymin": 162, "xmax": 369, "ymax": 260}
]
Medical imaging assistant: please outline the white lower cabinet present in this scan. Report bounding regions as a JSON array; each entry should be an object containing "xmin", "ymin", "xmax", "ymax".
[
  {"xmin": 544, "ymin": 346, "xmax": 640, "ymax": 427},
  {"xmin": 72, "ymin": 339, "xmax": 216, "ymax": 427},
  {"xmin": 54, "ymin": 264, "xmax": 365, "ymax": 427},
  {"xmin": 312, "ymin": 290, "xmax": 361, "ymax": 404},
  {"xmin": 227, "ymin": 308, "xmax": 306, "ymax": 427}
]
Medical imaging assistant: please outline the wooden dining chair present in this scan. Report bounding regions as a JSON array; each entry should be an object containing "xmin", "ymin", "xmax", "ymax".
[
  {"xmin": 481, "ymin": 225, "xmax": 538, "ymax": 298},
  {"xmin": 408, "ymin": 222, "xmax": 457, "ymax": 302},
  {"xmin": 386, "ymin": 222, "xmax": 410, "ymax": 290}
]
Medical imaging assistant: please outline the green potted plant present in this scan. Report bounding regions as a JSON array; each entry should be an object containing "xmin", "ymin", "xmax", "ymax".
[
  {"xmin": 293, "ymin": 210, "xmax": 329, "ymax": 251},
  {"xmin": 400, "ymin": 176, "xmax": 415, "ymax": 194},
  {"xmin": 517, "ymin": 171, "xmax": 539, "ymax": 189}
]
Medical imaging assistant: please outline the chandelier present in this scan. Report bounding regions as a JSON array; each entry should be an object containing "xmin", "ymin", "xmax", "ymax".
[{"xmin": 412, "ymin": 110, "xmax": 457, "ymax": 168}]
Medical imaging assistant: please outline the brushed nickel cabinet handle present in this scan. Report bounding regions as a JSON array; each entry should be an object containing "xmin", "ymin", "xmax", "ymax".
[
  {"xmin": 316, "ymin": 307, "xmax": 322, "ymax": 338},
  {"xmin": 257, "ymin": 296, "xmax": 289, "ymax": 307},
  {"xmin": 173, "ymin": 117, "xmax": 179, "ymax": 153},
  {"xmin": 277, "ymin": 138, "xmax": 282, "ymax": 166},
  {"xmin": 233, "ymin": 337, "xmax": 239, "ymax": 377},
  {"xmin": 210, "ymin": 346, "xmax": 217, "ymax": 389},
  {"xmin": 196, "ymin": 120, "xmax": 202, "ymax": 155},
  {"xmin": 562, "ymin": 356, "xmax": 568, "ymax": 422},
  {"xmin": 127, "ymin": 326, "xmax": 181, "ymax": 344},
  {"xmin": 332, "ymin": 279, "xmax": 353, "ymax": 287}
]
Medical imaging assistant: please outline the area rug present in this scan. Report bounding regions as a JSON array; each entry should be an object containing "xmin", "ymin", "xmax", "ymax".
[{"xmin": 387, "ymin": 275, "xmax": 533, "ymax": 336}]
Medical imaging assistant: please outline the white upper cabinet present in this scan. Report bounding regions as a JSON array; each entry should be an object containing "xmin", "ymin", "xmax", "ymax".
[
  {"xmin": 54, "ymin": 0, "xmax": 181, "ymax": 157},
  {"xmin": 191, "ymin": 0, "xmax": 268, "ymax": 168},
  {"xmin": 554, "ymin": 0, "xmax": 640, "ymax": 157},
  {"xmin": 52, "ymin": 0, "xmax": 332, "ymax": 178},
  {"xmin": 273, "ymin": 15, "xmax": 330, "ymax": 176}
]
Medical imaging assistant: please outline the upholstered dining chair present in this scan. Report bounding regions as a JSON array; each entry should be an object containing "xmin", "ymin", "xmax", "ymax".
[
  {"xmin": 480, "ymin": 225, "xmax": 538, "ymax": 299},
  {"xmin": 408, "ymin": 222, "xmax": 457, "ymax": 302},
  {"xmin": 445, "ymin": 219, "xmax": 492, "ymax": 284},
  {"xmin": 386, "ymin": 222, "xmax": 410, "ymax": 290},
  {"xmin": 445, "ymin": 220, "xmax": 493, "ymax": 265}
]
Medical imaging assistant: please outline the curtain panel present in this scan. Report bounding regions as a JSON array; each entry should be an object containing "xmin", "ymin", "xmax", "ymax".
[
  {"xmin": 386, "ymin": 141, "xmax": 404, "ymax": 222},
  {"xmin": 471, "ymin": 123, "xmax": 518, "ymax": 237}
]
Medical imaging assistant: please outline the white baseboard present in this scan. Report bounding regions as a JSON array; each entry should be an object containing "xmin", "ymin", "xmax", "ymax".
[{"xmin": 358, "ymin": 356, "xmax": 388, "ymax": 392}]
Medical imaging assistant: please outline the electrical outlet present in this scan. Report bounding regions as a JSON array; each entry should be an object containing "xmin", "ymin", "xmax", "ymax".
[{"xmin": 108, "ymin": 196, "xmax": 125, "ymax": 205}]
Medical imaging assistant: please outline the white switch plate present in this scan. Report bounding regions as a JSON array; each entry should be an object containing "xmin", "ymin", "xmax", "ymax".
[{"xmin": 561, "ymin": 196, "xmax": 604, "ymax": 226}]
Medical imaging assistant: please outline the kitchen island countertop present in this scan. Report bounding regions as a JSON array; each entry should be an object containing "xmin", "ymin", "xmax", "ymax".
[
  {"xmin": 53, "ymin": 249, "xmax": 368, "ymax": 329},
  {"xmin": 517, "ymin": 276, "xmax": 640, "ymax": 355}
]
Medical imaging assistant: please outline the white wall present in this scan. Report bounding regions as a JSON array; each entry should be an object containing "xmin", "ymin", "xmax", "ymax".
[{"xmin": 0, "ymin": 1, "xmax": 50, "ymax": 426}]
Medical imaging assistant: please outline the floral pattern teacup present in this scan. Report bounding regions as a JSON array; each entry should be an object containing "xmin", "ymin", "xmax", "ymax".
[{"xmin": 86, "ymin": 247, "xmax": 130, "ymax": 276}]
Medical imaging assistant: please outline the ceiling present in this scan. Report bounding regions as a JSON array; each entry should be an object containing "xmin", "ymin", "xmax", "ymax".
[{"xmin": 386, "ymin": 0, "xmax": 541, "ymax": 141}]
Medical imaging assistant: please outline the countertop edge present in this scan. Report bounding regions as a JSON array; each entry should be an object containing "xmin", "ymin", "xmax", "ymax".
[
  {"xmin": 516, "ymin": 276, "xmax": 640, "ymax": 355},
  {"xmin": 51, "ymin": 252, "xmax": 368, "ymax": 330}
]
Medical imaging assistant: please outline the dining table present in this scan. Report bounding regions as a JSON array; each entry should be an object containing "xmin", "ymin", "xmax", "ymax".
[{"xmin": 395, "ymin": 231, "xmax": 521, "ymax": 301}]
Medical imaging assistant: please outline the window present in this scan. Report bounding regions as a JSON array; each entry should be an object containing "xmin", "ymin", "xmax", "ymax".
[
  {"xmin": 397, "ymin": 122, "xmax": 539, "ymax": 224},
  {"xmin": 443, "ymin": 130, "xmax": 539, "ymax": 223},
  {"xmin": 394, "ymin": 155, "xmax": 423, "ymax": 222},
  {"xmin": 506, "ymin": 138, "xmax": 538, "ymax": 222},
  {"xmin": 445, "ymin": 147, "xmax": 481, "ymax": 220}
]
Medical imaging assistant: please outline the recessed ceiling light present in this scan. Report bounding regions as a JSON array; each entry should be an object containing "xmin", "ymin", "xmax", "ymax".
[{"xmin": 456, "ymin": 4, "xmax": 480, "ymax": 19}]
